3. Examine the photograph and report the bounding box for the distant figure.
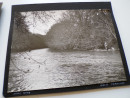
[104,42,108,50]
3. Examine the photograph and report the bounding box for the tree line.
[11,12,47,52]
[11,9,119,52]
[45,9,118,50]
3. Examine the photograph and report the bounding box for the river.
[8,48,126,92]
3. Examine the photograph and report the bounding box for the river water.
[8,48,126,92]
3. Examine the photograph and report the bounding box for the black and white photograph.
[7,8,127,93]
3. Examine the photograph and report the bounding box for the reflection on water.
[8,48,126,92]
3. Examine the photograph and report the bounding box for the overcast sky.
[21,10,65,35]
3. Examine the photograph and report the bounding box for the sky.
[21,10,66,35]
